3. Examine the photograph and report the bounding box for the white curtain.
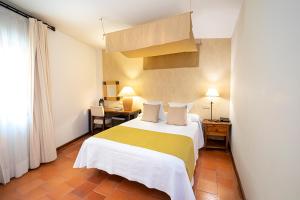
[29,18,57,169]
[0,8,57,184]
[0,7,32,184]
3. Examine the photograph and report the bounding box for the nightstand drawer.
[216,125,228,133]
[205,125,228,136]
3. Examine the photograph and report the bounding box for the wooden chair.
[90,106,112,133]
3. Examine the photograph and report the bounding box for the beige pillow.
[167,106,188,126]
[141,103,160,123]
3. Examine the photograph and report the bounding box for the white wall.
[231,1,300,200]
[48,30,102,147]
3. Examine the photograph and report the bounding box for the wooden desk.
[88,108,141,131]
[104,108,141,120]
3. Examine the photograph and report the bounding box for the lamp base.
[123,97,133,111]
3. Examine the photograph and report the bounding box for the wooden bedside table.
[202,119,231,150]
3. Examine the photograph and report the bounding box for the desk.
[104,108,141,120]
[88,108,141,132]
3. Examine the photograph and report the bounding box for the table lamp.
[118,86,136,111]
[206,88,219,121]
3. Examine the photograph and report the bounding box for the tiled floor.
[0,135,243,200]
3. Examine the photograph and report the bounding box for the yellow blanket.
[93,125,195,180]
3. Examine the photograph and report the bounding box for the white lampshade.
[206,88,219,97]
[118,86,136,97]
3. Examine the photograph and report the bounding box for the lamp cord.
[211,101,213,121]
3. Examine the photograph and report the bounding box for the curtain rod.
[0,1,55,31]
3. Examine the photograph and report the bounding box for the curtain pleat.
[29,18,57,169]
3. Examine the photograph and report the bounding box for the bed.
[74,115,204,200]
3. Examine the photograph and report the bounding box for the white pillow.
[141,104,160,123]
[168,102,193,112]
[187,113,200,122]
[167,106,188,126]
[145,100,166,120]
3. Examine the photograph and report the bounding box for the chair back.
[90,106,105,117]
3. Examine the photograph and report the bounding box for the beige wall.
[103,39,231,119]
[231,1,300,199]
[48,30,102,147]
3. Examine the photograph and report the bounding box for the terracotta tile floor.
[0,135,243,200]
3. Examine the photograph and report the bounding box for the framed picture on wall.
[103,81,120,101]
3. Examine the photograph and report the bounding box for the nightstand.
[202,119,231,150]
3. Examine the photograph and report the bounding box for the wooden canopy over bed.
[105,12,198,58]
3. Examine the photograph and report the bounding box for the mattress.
[74,116,204,200]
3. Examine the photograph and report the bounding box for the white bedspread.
[74,117,204,200]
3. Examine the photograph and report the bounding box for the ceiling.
[6,0,242,48]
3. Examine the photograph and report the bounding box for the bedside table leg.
[225,135,229,151]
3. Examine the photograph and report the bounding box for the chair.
[90,106,112,133]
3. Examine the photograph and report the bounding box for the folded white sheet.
[74,117,204,200]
